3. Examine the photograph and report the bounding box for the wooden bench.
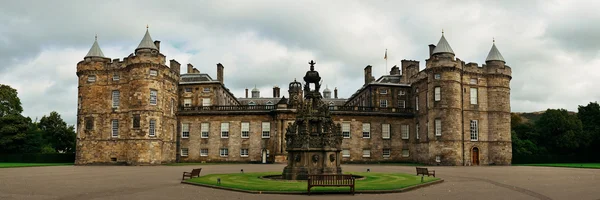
[416,167,435,177]
[182,168,202,180]
[307,174,355,195]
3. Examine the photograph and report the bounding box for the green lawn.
[0,163,73,168]
[518,163,600,169]
[185,172,439,192]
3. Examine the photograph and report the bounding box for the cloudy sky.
[1,0,599,126]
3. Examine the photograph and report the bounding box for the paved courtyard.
[0,163,598,200]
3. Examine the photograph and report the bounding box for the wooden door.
[472,147,479,165]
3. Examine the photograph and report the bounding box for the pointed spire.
[486,38,505,62]
[432,31,455,55]
[85,35,106,58]
[136,26,158,51]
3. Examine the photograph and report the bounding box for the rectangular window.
[362,123,370,138]
[150,90,157,105]
[402,149,410,157]
[416,123,420,140]
[202,98,211,106]
[362,149,371,157]
[111,119,118,137]
[85,117,94,130]
[132,114,140,129]
[342,122,350,138]
[182,123,190,138]
[113,74,120,81]
[382,124,390,139]
[436,155,441,162]
[470,88,478,104]
[433,119,441,136]
[181,148,189,157]
[380,89,387,94]
[401,125,409,139]
[434,74,441,79]
[262,122,270,138]
[221,122,229,138]
[150,69,158,76]
[240,149,249,157]
[200,149,208,156]
[241,122,250,138]
[149,119,156,137]
[185,88,192,93]
[398,100,405,108]
[201,123,209,138]
[203,88,210,93]
[220,148,229,157]
[342,149,350,158]
[380,99,387,108]
[383,149,391,158]
[434,87,441,101]
[416,96,419,111]
[184,99,192,107]
[171,99,174,114]
[470,78,477,84]
[470,120,479,141]
[87,75,96,82]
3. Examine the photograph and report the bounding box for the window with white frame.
[201,123,209,138]
[434,87,441,101]
[402,149,410,157]
[382,124,390,139]
[248,101,256,106]
[380,99,387,108]
[112,90,120,108]
[149,119,156,137]
[470,78,477,84]
[380,89,387,94]
[362,149,371,157]
[149,90,157,105]
[434,74,441,79]
[435,155,441,162]
[342,149,350,157]
[266,101,273,105]
[111,119,118,137]
[470,120,479,141]
[87,75,96,82]
[240,149,249,157]
[202,98,211,106]
[416,123,420,140]
[149,69,158,76]
[398,100,405,108]
[200,149,208,156]
[383,149,391,158]
[181,148,189,157]
[401,125,409,139]
[470,88,478,104]
[415,96,419,111]
[362,123,370,138]
[262,122,270,138]
[182,123,189,138]
[184,99,191,107]
[241,122,250,138]
[113,74,120,81]
[342,122,350,138]
[221,122,229,138]
[435,119,442,136]
[220,148,229,157]
[203,87,210,93]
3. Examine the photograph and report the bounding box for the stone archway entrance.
[472,147,480,165]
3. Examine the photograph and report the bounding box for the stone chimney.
[192,68,200,73]
[245,88,249,98]
[364,65,374,85]
[154,40,161,51]
[170,59,181,74]
[334,87,338,99]
[187,63,194,73]
[273,86,280,98]
[217,63,224,84]
[390,65,400,75]
[428,44,436,57]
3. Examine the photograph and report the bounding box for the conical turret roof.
[485,41,505,62]
[136,28,158,50]
[85,36,106,58]
[432,33,455,55]
[323,85,331,92]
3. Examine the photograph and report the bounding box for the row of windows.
[378,89,407,95]
[86,69,158,83]
[184,87,211,93]
[415,86,478,111]
[181,122,271,139]
[342,149,410,158]
[342,123,410,139]
[110,89,158,108]
[107,119,156,137]
[183,98,211,107]
[180,148,261,157]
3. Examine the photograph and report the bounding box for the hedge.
[0,153,75,163]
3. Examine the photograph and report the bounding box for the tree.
[39,111,76,153]
[577,102,600,159]
[535,109,588,154]
[0,114,33,153]
[0,84,23,117]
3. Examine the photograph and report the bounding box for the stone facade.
[76,31,512,166]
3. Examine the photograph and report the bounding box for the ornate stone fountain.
[282,60,343,180]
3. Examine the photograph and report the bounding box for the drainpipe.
[461,68,465,166]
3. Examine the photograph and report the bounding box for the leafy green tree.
[0,114,33,153]
[577,102,600,158]
[0,84,23,117]
[535,108,588,154]
[39,111,76,153]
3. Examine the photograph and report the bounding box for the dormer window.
[87,75,96,82]
[266,101,273,105]
[248,101,256,106]
[149,69,158,76]
[329,101,334,106]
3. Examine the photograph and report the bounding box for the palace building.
[75,28,512,166]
